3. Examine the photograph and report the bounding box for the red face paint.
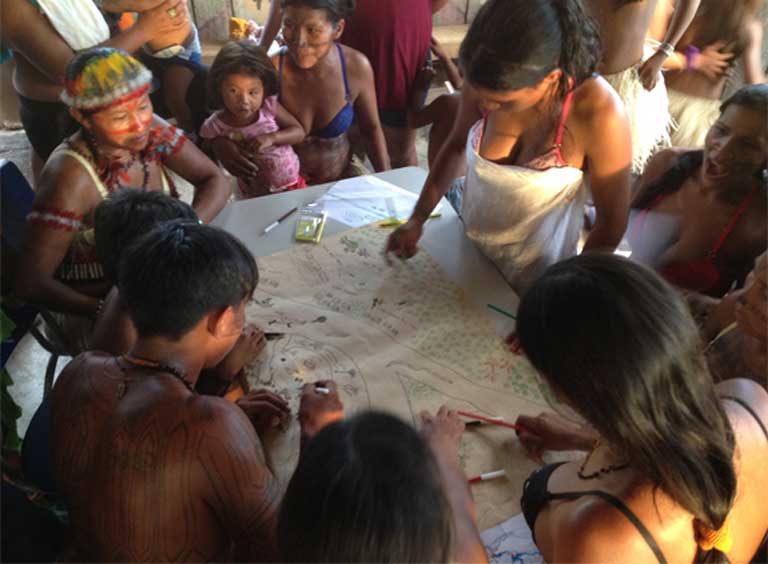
[89,93,155,150]
[101,112,153,135]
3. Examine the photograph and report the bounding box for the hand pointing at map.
[385,219,424,264]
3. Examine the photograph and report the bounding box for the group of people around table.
[2,0,768,561]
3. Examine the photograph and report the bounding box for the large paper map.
[245,224,555,531]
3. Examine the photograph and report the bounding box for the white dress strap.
[58,149,110,199]
[160,167,170,194]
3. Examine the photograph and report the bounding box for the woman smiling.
[271,0,390,184]
[628,84,768,297]
[15,48,230,351]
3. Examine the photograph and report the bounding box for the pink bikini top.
[479,85,576,171]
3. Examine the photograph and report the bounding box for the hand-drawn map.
[246,224,558,533]
[481,513,543,563]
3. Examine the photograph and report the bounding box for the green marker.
[487,303,517,320]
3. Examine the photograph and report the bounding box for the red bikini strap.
[553,80,576,167]
[709,185,760,256]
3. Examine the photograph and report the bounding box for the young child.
[407,37,464,170]
[202,41,306,198]
[90,188,266,397]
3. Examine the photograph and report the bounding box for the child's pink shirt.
[201,96,301,197]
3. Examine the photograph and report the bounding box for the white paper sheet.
[481,513,543,564]
[317,176,437,228]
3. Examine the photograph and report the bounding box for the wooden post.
[191,0,233,42]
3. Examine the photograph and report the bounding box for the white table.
[213,167,520,333]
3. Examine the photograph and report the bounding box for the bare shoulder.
[718,378,768,432]
[339,44,374,80]
[36,146,101,207]
[571,76,624,122]
[552,495,660,562]
[52,351,115,403]
[188,395,262,452]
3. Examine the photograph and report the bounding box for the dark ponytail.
[459,0,599,97]
[550,0,600,96]
[633,150,704,209]
[517,254,737,563]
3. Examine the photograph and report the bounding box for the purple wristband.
[685,45,700,70]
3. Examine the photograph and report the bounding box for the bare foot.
[213,325,267,382]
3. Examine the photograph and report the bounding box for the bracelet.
[657,41,675,58]
[684,45,700,70]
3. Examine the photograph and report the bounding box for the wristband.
[684,45,700,70]
[657,42,675,58]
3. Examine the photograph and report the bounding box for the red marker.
[468,469,506,484]
[458,411,520,431]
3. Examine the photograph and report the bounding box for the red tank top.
[342,0,432,110]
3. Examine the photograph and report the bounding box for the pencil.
[705,321,738,352]
[487,304,517,320]
[377,214,442,228]
[458,410,520,431]
[468,469,506,484]
[262,207,299,235]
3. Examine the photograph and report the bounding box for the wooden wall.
[190,0,487,42]
[433,0,485,26]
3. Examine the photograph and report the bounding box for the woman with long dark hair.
[386,0,632,294]
[515,253,768,563]
[628,84,767,297]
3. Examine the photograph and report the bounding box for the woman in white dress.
[386,0,632,295]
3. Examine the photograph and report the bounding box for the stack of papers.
[318,176,440,228]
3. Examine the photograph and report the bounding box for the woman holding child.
[214,0,390,186]
[273,0,390,184]
[15,48,230,351]
[387,0,632,294]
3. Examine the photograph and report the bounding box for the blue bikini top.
[278,43,355,139]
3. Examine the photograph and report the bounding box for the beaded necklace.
[577,441,630,480]
[117,354,197,399]
[76,131,150,193]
